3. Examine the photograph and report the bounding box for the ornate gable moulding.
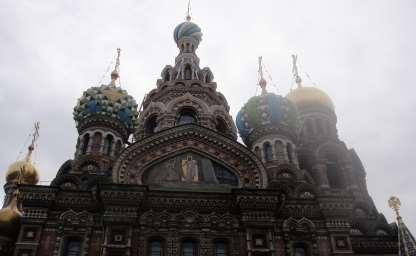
[113,124,268,188]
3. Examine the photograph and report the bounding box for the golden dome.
[286,86,334,111]
[0,197,22,240]
[6,158,39,185]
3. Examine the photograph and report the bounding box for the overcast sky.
[1,0,415,231]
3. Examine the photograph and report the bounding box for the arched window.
[164,72,170,82]
[145,115,158,135]
[178,108,197,125]
[264,142,273,162]
[216,118,227,134]
[184,65,192,80]
[81,134,90,154]
[286,143,293,163]
[91,132,102,153]
[326,153,344,189]
[103,135,114,156]
[149,239,164,256]
[63,238,82,256]
[293,244,308,256]
[182,240,196,256]
[214,241,228,256]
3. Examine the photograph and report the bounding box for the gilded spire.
[291,54,302,88]
[110,48,121,86]
[258,56,267,95]
[186,0,191,21]
[389,196,416,256]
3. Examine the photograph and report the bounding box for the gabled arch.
[113,125,267,188]
[166,92,210,114]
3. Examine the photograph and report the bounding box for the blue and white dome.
[236,93,299,142]
[174,21,203,43]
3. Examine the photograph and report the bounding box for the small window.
[149,240,163,256]
[286,143,293,163]
[184,65,192,80]
[81,134,90,154]
[145,115,158,135]
[178,108,197,125]
[182,240,196,256]
[164,72,170,81]
[264,142,273,162]
[214,241,227,256]
[216,118,227,134]
[63,238,82,256]
[104,135,114,156]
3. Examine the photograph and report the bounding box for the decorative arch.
[166,92,210,114]
[113,125,268,188]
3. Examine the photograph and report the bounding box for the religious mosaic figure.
[181,155,199,182]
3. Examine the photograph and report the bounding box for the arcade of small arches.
[143,107,232,137]
[76,131,124,157]
[301,117,334,138]
[253,139,298,165]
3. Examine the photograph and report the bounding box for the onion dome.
[173,20,202,43]
[286,86,334,111]
[287,54,334,111]
[0,196,22,240]
[236,93,299,142]
[6,156,39,185]
[73,49,138,133]
[73,84,138,130]
[6,123,40,185]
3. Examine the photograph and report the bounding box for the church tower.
[54,49,139,190]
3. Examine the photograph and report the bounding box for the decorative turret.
[73,49,139,159]
[135,11,237,140]
[236,57,299,167]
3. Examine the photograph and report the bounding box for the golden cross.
[292,54,302,87]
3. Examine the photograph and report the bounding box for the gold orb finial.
[388,196,401,217]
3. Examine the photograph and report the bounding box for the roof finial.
[388,196,402,219]
[25,121,40,163]
[292,54,302,88]
[186,0,192,21]
[110,48,121,86]
[258,56,267,95]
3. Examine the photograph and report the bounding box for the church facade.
[0,15,399,256]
